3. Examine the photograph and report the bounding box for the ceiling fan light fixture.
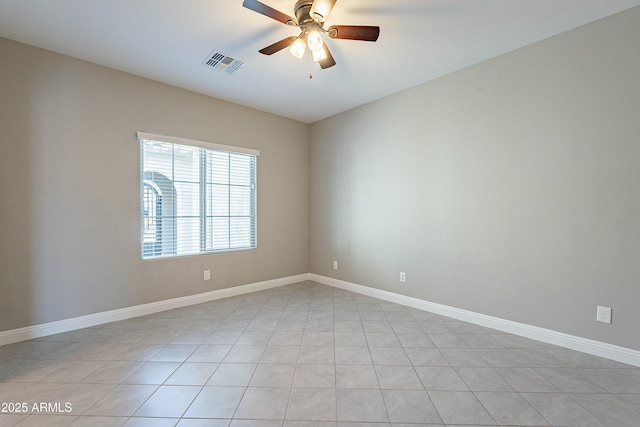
[243,0,380,70]
[289,37,306,59]
[311,47,327,62]
[307,30,323,51]
[310,0,336,21]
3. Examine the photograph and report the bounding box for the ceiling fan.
[242,0,380,69]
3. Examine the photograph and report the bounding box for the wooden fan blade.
[328,25,380,41]
[319,44,336,69]
[310,0,337,20]
[242,0,296,25]
[259,36,298,55]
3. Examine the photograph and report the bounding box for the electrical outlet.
[333,261,338,270]
[204,270,211,281]
[400,272,406,283]
[596,306,612,324]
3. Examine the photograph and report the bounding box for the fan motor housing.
[294,0,315,24]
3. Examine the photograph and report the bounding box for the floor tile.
[361,320,393,333]
[1,281,639,427]
[494,367,559,392]
[79,361,144,384]
[419,322,453,334]
[5,359,68,383]
[0,381,31,400]
[455,367,514,391]
[233,421,282,427]
[122,362,180,385]
[403,348,449,367]
[395,333,434,348]
[374,366,423,390]
[10,415,78,426]
[8,342,69,360]
[40,361,106,383]
[369,348,410,366]
[171,330,211,345]
[298,346,335,364]
[474,391,549,426]
[260,346,300,364]
[284,422,334,427]
[439,349,489,367]
[569,393,640,427]
[123,417,179,426]
[333,347,370,365]
[203,331,242,345]
[364,333,400,347]
[293,364,335,388]
[428,334,469,349]
[56,383,117,415]
[579,368,640,393]
[522,392,605,426]
[535,367,607,393]
[149,345,198,363]
[84,384,158,416]
[206,363,257,386]
[427,391,495,425]
[8,382,71,406]
[333,321,363,333]
[183,386,245,418]
[334,333,367,347]
[268,332,303,346]
[249,364,295,387]
[223,346,265,363]
[336,389,388,422]
[176,420,229,427]
[114,344,165,362]
[301,332,334,347]
[546,349,625,368]
[286,388,337,421]
[77,343,131,361]
[185,345,231,363]
[459,333,504,349]
[382,389,442,424]
[67,416,127,426]
[134,385,201,418]
[164,363,218,386]
[234,387,290,420]
[335,365,379,389]
[415,367,469,391]
[390,321,423,333]
[236,331,273,346]
[446,322,486,334]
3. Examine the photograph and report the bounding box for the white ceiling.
[1,0,639,123]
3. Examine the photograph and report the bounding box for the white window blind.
[137,132,258,259]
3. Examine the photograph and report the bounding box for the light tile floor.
[1,281,639,426]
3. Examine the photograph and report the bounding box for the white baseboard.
[0,273,310,347]
[310,274,640,367]
[3,272,639,368]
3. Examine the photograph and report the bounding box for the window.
[137,132,259,259]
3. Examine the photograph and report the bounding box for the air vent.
[202,50,244,74]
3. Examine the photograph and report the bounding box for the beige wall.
[0,38,309,331]
[310,8,640,350]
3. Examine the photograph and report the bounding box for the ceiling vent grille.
[202,50,244,74]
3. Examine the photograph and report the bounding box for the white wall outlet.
[596,305,612,324]
[204,270,211,281]
[333,261,338,270]
[400,272,406,283]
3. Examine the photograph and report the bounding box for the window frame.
[137,131,259,260]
